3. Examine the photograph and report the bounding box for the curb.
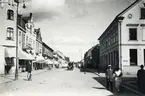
[0,69,49,85]
[121,84,142,96]
[86,69,101,77]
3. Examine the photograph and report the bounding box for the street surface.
[0,68,113,96]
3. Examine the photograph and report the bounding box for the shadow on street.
[92,76,139,96]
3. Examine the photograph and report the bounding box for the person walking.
[106,65,114,91]
[114,68,122,93]
[137,65,145,93]
[27,61,32,81]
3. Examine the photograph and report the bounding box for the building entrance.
[130,49,137,66]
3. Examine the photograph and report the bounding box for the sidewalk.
[86,68,144,96]
[0,68,50,85]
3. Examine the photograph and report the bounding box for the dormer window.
[7,9,14,20]
[141,8,145,19]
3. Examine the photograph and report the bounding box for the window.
[26,36,28,45]
[129,28,137,40]
[5,58,14,66]
[141,8,145,19]
[142,28,145,40]
[7,27,14,40]
[22,34,25,48]
[115,32,118,42]
[19,31,21,44]
[7,9,14,20]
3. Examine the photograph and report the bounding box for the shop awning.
[19,50,34,60]
[34,55,45,63]
[54,60,59,64]
[45,59,53,64]
[5,48,16,58]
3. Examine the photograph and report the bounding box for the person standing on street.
[137,65,145,93]
[106,65,114,91]
[27,61,32,81]
[114,68,122,93]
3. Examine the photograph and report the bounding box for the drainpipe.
[118,18,123,71]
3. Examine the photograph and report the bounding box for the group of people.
[106,64,145,94]
[105,65,122,93]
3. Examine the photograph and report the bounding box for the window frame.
[140,8,145,19]
[6,27,14,40]
[129,28,137,41]
[7,9,14,20]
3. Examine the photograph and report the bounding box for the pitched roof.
[117,0,141,17]
[98,0,141,40]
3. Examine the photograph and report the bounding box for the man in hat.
[106,64,114,91]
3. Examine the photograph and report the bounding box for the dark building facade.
[84,44,100,69]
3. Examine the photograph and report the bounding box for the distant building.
[0,0,17,75]
[34,28,44,69]
[42,42,54,68]
[42,42,54,59]
[84,44,100,69]
[98,0,145,74]
[54,51,67,68]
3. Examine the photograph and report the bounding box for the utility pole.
[15,1,19,80]
[15,0,26,80]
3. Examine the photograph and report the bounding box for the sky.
[19,0,136,61]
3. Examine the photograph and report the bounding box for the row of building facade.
[84,0,145,74]
[0,0,69,75]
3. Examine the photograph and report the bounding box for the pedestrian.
[27,61,32,81]
[137,65,145,93]
[114,68,122,93]
[105,65,114,91]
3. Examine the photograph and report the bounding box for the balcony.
[22,43,33,50]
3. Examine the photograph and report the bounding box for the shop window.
[129,28,137,40]
[7,9,14,20]
[7,27,14,40]
[5,58,14,66]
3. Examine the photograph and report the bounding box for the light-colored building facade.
[18,13,36,72]
[0,0,17,75]
[54,51,67,68]
[99,0,145,74]
[34,28,44,69]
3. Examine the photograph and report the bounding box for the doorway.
[130,49,137,66]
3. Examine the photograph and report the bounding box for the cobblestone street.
[0,68,113,96]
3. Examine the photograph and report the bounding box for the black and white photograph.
[0,0,145,96]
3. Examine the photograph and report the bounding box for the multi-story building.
[98,0,145,74]
[34,28,44,69]
[84,44,100,69]
[18,13,35,72]
[0,0,17,75]
[42,42,54,68]
[53,51,67,68]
